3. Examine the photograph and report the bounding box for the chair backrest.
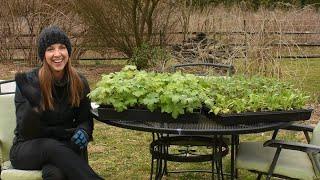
[172,63,235,77]
[310,122,320,146]
[308,122,320,177]
[0,93,16,162]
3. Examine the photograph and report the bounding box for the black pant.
[10,138,104,180]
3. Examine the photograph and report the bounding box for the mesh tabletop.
[91,109,292,135]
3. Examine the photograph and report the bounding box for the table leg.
[151,133,164,180]
[219,136,224,180]
[164,145,168,175]
[154,144,164,180]
[155,158,161,179]
[216,136,222,180]
[161,143,167,178]
[235,135,239,179]
[213,139,217,180]
[230,135,235,180]
[150,133,156,180]
[212,135,229,180]
[230,134,240,180]
[150,134,230,179]
[150,153,154,180]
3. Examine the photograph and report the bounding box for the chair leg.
[266,147,282,180]
[256,173,262,180]
[150,155,154,180]
[211,145,215,180]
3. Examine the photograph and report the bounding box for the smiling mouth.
[53,59,63,63]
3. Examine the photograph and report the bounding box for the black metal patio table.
[91,108,292,180]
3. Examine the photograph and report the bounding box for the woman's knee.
[42,164,66,180]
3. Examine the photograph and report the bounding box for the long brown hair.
[39,59,84,110]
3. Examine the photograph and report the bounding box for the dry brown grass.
[1,3,320,78]
[163,4,320,80]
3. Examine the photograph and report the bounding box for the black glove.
[71,129,89,149]
[15,73,41,108]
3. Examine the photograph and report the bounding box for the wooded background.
[0,0,319,74]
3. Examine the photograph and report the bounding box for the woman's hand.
[71,129,89,149]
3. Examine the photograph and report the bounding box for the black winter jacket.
[13,68,93,144]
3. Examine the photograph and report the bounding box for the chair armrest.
[271,124,314,143]
[264,139,320,154]
[281,124,314,132]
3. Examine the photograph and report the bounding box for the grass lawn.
[89,123,309,179]
[280,58,320,101]
[87,59,320,179]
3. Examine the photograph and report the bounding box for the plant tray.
[205,109,313,125]
[97,107,202,123]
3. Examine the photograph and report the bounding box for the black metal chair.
[236,123,320,180]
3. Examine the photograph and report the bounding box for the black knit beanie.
[38,26,72,61]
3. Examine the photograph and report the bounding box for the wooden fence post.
[243,19,248,69]
[159,30,164,47]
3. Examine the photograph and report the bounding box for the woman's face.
[44,43,69,79]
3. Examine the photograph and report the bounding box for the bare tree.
[71,0,171,69]
[0,0,84,65]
